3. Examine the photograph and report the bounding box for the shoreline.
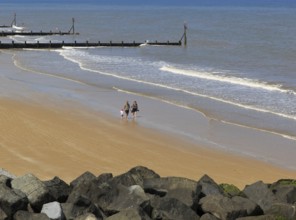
[1,51,296,189]
[1,97,296,189]
[5,48,296,172]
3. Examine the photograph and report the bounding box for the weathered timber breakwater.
[0,41,181,49]
[1,166,296,220]
[0,32,79,37]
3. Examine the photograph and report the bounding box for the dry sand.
[1,98,296,189]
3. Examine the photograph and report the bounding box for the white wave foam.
[113,86,296,142]
[25,49,293,142]
[8,35,51,44]
[58,49,296,122]
[161,66,296,95]
[12,54,89,86]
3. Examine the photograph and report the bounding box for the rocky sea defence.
[1,166,296,220]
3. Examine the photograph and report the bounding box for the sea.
[1,3,296,168]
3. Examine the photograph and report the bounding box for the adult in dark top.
[123,101,130,119]
[131,101,139,118]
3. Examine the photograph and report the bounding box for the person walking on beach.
[123,101,130,119]
[131,101,139,118]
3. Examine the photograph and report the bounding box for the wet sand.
[1,50,296,189]
[1,98,296,189]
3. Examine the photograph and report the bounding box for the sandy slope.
[1,98,296,189]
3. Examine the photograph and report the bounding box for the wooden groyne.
[0,31,79,37]
[0,40,181,49]
[0,16,78,36]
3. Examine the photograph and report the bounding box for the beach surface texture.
[1,49,296,189]
[1,3,296,191]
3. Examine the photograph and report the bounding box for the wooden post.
[68,18,75,34]
[14,13,16,26]
[179,22,188,46]
[11,13,16,26]
[72,18,75,34]
[184,23,187,46]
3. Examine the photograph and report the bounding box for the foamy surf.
[161,66,295,95]
[57,48,296,123]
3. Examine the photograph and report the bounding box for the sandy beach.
[1,47,296,190]
[1,97,296,189]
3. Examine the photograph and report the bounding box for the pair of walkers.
[121,101,139,119]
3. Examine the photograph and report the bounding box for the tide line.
[58,50,296,121]
[161,66,296,95]
[113,86,296,142]
[12,54,90,87]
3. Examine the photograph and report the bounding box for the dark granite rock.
[66,179,103,209]
[273,185,296,204]
[144,187,168,197]
[13,210,50,220]
[70,182,149,216]
[104,184,149,214]
[196,175,224,197]
[143,176,199,208]
[106,207,151,220]
[43,176,71,203]
[236,215,277,220]
[0,175,12,187]
[68,176,150,217]
[200,213,220,220]
[149,196,200,220]
[265,202,296,220]
[70,171,97,189]
[0,167,296,220]
[67,179,95,202]
[11,173,54,212]
[243,181,278,212]
[62,195,104,220]
[0,169,16,179]
[193,174,224,215]
[199,194,263,220]
[74,213,98,220]
[139,200,153,217]
[109,166,160,188]
[0,207,8,220]
[97,173,113,185]
[0,184,28,219]
[270,179,296,204]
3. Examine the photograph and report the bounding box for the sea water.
[1,3,296,167]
